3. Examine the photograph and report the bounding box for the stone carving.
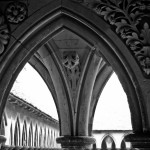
[62,51,79,69]
[88,0,150,77]
[5,2,27,24]
[62,51,80,106]
[0,13,9,54]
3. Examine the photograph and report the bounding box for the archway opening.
[0,7,143,148]
[3,28,92,147]
[92,73,132,149]
[5,63,60,147]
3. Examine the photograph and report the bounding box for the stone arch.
[0,0,145,137]
[120,133,131,149]
[28,56,58,118]
[14,117,21,146]
[121,139,126,149]
[101,134,116,149]
[88,62,113,134]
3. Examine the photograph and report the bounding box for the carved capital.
[57,136,96,149]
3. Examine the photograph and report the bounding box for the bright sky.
[11,63,58,120]
[11,63,132,130]
[93,73,132,130]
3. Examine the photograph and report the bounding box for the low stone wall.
[1,146,61,150]
[1,145,135,150]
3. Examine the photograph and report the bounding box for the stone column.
[56,136,95,149]
[124,133,150,150]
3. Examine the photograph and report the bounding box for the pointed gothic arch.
[101,134,116,149]
[39,127,43,147]
[28,122,33,147]
[47,129,50,148]
[22,120,27,146]
[14,117,21,146]
[44,127,47,148]
[120,133,131,149]
[34,124,38,147]
[121,139,126,149]
[0,0,146,139]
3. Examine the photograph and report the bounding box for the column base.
[125,133,150,150]
[56,136,96,149]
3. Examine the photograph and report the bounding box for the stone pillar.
[56,136,95,149]
[124,133,150,150]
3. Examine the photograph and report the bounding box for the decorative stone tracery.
[62,51,80,106]
[5,2,28,24]
[72,0,150,77]
[0,13,9,55]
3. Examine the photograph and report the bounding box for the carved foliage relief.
[0,13,9,55]
[62,51,80,106]
[90,0,150,77]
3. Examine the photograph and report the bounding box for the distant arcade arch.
[50,129,53,147]
[121,134,131,149]
[47,129,50,147]
[43,128,46,147]
[101,135,116,149]
[121,139,126,149]
[22,120,27,146]
[39,127,43,147]
[14,117,20,146]
[28,122,33,147]
[34,124,38,147]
